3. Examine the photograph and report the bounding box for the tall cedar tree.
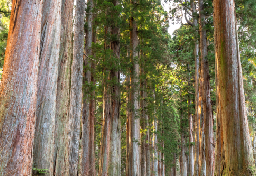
[69,0,84,174]
[33,0,61,174]
[0,0,42,174]
[214,0,255,175]
[53,0,74,174]
[199,0,215,175]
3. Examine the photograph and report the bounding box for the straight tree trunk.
[214,0,255,175]
[99,26,112,176]
[144,82,151,176]
[180,125,187,176]
[0,0,42,175]
[130,7,141,175]
[199,0,215,175]
[109,1,121,173]
[82,0,95,174]
[141,61,146,176]
[53,0,74,174]
[69,0,85,174]
[33,0,61,174]
[191,0,200,175]
[171,153,177,176]
[199,76,206,176]
[187,63,194,176]
[126,76,132,176]
[153,119,158,176]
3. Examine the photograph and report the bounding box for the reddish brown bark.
[0,0,42,174]
[33,0,61,174]
[214,0,255,175]
[53,0,74,175]
[199,0,215,175]
[82,0,95,174]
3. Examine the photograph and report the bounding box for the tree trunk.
[33,0,61,174]
[144,82,151,176]
[191,0,200,175]
[53,0,74,175]
[199,0,215,175]
[141,65,146,176]
[109,1,121,173]
[99,26,112,176]
[126,75,132,176]
[171,153,177,176]
[153,90,158,176]
[82,0,95,174]
[180,128,187,176]
[214,0,255,175]
[69,0,85,174]
[130,8,140,175]
[0,0,42,175]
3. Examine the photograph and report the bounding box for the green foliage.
[0,0,10,68]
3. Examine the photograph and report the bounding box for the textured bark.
[33,0,61,174]
[99,26,112,176]
[109,1,121,173]
[180,130,187,176]
[53,0,74,175]
[171,153,177,176]
[99,72,112,176]
[187,63,194,176]
[143,80,151,176]
[69,0,85,174]
[162,152,165,176]
[82,0,95,174]
[130,9,141,175]
[153,120,158,176]
[159,151,162,176]
[199,76,206,176]
[192,0,200,175]
[199,0,215,175]
[189,113,194,176]
[0,0,42,175]
[214,0,255,175]
[141,67,146,176]
[126,76,132,176]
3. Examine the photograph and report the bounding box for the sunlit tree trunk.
[126,75,132,176]
[0,0,42,174]
[130,5,141,175]
[53,0,74,174]
[191,0,200,175]
[69,0,85,174]
[153,93,158,176]
[33,0,61,174]
[141,67,146,176]
[198,0,215,175]
[82,0,95,174]
[180,114,188,176]
[214,0,255,175]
